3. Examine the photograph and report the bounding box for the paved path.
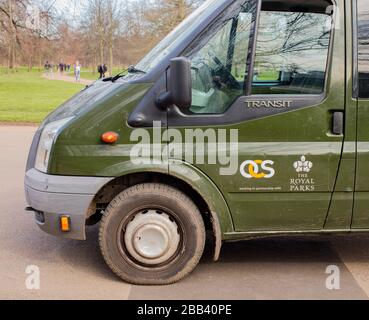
[42,73,94,86]
[1,125,369,299]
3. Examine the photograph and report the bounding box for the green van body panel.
[49,83,153,175]
[168,159,234,234]
[325,0,357,230]
[46,80,234,235]
[353,0,369,228]
[25,0,369,245]
[167,0,349,232]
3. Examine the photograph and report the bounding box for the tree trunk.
[178,0,186,21]
[109,43,113,76]
[93,52,97,74]
[8,0,16,71]
[38,52,42,72]
[99,35,104,65]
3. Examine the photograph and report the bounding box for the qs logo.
[240,160,275,179]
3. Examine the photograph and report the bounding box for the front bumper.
[25,169,113,240]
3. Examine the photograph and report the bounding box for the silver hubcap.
[124,210,180,265]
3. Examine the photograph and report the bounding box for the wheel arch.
[92,161,234,261]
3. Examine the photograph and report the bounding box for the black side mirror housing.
[157,57,192,109]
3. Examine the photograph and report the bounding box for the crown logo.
[293,156,313,173]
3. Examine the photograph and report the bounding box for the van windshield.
[134,0,224,74]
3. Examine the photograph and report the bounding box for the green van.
[25,0,369,284]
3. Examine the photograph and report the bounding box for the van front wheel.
[99,183,206,285]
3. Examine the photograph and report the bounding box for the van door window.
[187,1,256,114]
[357,0,369,98]
[252,6,332,95]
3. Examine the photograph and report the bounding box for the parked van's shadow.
[131,236,368,300]
[52,226,369,299]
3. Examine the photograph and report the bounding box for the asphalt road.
[1,125,369,300]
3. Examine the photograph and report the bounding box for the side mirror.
[157,57,192,109]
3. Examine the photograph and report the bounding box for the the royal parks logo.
[293,155,313,173]
[290,156,315,191]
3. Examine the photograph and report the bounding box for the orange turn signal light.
[101,131,119,144]
[60,215,70,232]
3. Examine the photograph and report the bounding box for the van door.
[353,0,369,228]
[168,0,345,232]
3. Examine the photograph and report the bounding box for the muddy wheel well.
[88,172,214,234]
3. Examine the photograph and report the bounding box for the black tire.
[99,183,206,285]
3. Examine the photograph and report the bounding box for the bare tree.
[0,0,203,71]
[105,0,121,75]
[0,0,59,70]
[0,0,27,70]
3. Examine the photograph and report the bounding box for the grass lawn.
[0,65,280,124]
[257,70,280,81]
[0,68,84,123]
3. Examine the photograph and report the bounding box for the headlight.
[35,117,74,173]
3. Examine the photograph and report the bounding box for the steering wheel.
[211,55,241,90]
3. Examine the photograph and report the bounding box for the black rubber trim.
[352,0,359,98]
[127,75,167,128]
[245,0,262,95]
[26,128,42,172]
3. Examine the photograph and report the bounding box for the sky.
[50,0,134,27]
[52,0,131,17]
[53,0,84,19]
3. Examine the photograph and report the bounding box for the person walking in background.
[49,62,54,78]
[44,61,50,77]
[74,61,81,82]
[98,64,104,79]
[103,64,108,77]
[59,61,64,74]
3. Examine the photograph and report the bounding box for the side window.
[252,7,332,95]
[185,0,333,116]
[188,1,255,114]
[358,0,369,98]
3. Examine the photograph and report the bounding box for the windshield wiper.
[103,65,146,83]
[108,70,127,82]
[127,65,146,74]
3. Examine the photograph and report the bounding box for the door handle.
[332,111,344,135]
